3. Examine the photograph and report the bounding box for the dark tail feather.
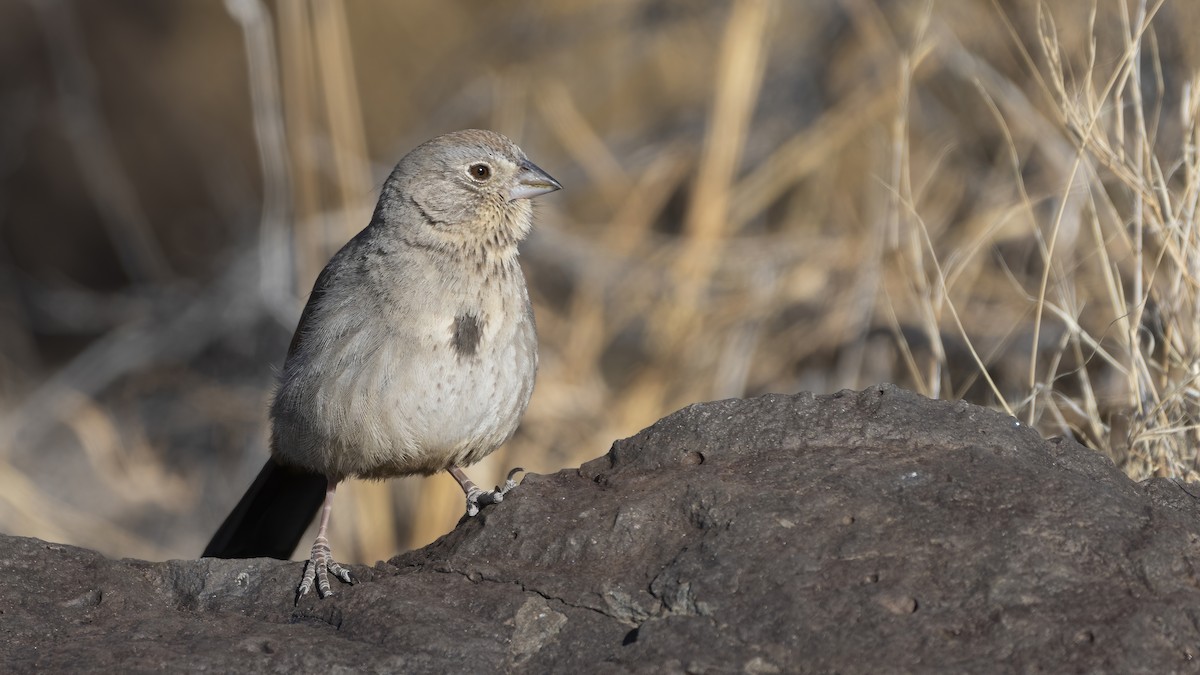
[202,459,327,559]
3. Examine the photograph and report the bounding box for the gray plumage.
[271,130,545,480]
[203,129,560,600]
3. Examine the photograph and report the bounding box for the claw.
[295,534,354,603]
[464,484,484,517]
[498,467,525,495]
[463,467,525,517]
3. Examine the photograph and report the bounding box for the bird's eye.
[468,163,492,181]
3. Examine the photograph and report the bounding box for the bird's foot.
[296,534,354,602]
[464,467,524,517]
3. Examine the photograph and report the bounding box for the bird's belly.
[401,336,535,461]
[323,324,535,479]
[272,306,536,480]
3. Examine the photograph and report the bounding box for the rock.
[4,384,1200,672]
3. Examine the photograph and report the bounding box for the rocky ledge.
[4,385,1200,672]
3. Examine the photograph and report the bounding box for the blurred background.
[1,0,1198,565]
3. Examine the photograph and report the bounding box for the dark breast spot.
[452,312,483,357]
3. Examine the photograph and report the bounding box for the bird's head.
[379,129,561,246]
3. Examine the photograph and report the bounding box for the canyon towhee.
[202,129,560,600]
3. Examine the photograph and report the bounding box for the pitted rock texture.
[4,385,1200,673]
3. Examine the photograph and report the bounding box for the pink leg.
[448,465,482,497]
[296,478,354,601]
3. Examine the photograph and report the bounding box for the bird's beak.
[509,159,562,201]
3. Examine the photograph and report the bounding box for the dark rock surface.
[5,385,1200,672]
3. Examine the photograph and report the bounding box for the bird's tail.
[202,459,327,559]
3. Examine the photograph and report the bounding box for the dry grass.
[1,0,1198,563]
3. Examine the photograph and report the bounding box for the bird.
[202,129,560,600]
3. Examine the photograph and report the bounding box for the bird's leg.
[449,466,524,517]
[296,479,354,602]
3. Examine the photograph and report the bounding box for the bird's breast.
[270,269,537,480]
[370,297,537,475]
